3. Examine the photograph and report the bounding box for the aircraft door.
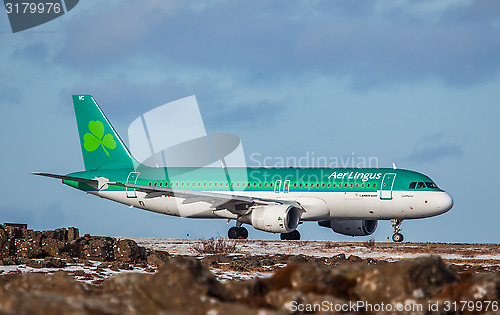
[283,180,290,193]
[274,180,281,193]
[126,172,140,198]
[380,173,396,200]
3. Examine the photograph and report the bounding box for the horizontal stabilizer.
[31,172,97,183]
[31,172,110,190]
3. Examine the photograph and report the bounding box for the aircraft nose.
[436,192,454,213]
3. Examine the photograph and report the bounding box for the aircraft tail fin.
[72,95,136,171]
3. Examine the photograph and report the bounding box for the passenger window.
[328,183,331,188]
[356,183,359,188]
[373,184,376,188]
[409,182,417,189]
[322,183,325,188]
[294,183,297,187]
[417,182,426,189]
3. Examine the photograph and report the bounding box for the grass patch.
[190,237,239,255]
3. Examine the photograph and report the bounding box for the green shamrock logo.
[83,121,117,157]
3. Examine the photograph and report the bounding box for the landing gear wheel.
[239,227,248,239]
[228,226,249,239]
[392,233,404,243]
[228,227,240,239]
[390,219,404,243]
[280,230,300,240]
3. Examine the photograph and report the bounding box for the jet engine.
[318,219,378,236]
[243,205,301,233]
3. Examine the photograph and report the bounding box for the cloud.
[53,0,500,88]
[406,143,463,163]
[58,74,285,134]
[202,99,287,130]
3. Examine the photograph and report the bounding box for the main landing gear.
[391,219,404,243]
[281,230,301,240]
[228,226,248,239]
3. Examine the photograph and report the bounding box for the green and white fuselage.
[35,95,453,241]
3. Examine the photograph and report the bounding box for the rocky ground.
[0,225,499,314]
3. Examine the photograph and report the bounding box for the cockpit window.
[426,182,438,189]
[409,182,416,189]
[416,182,426,189]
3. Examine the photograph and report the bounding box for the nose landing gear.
[391,219,404,242]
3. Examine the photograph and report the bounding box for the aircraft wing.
[110,181,302,214]
[32,172,302,215]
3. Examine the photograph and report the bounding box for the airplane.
[34,95,454,242]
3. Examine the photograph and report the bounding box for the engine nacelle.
[248,205,301,233]
[318,219,378,236]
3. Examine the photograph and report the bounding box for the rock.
[0,271,122,314]
[53,228,68,241]
[77,237,115,261]
[25,257,66,268]
[67,227,79,241]
[147,251,170,266]
[0,252,497,315]
[103,256,228,313]
[14,239,43,259]
[347,255,364,262]
[354,255,458,304]
[287,254,310,264]
[0,227,14,257]
[439,271,500,301]
[109,261,131,271]
[41,238,66,257]
[3,225,23,240]
[265,289,348,313]
[113,239,146,263]
[327,253,347,263]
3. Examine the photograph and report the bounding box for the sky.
[1,0,499,243]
